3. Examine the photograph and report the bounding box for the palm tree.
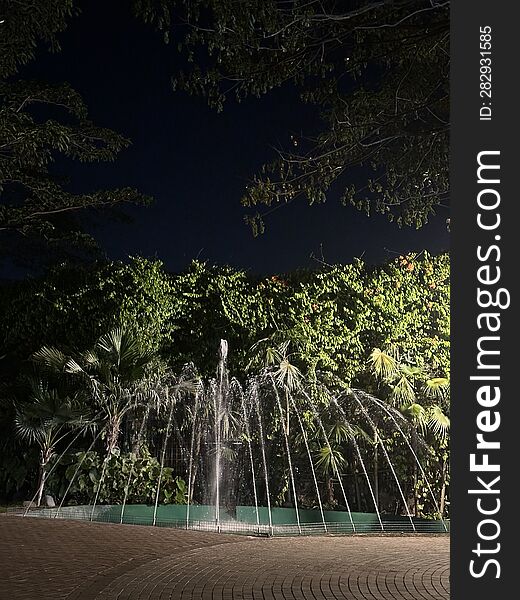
[314,429,347,507]
[34,328,158,455]
[368,347,450,516]
[14,377,87,506]
[248,338,303,436]
[369,348,450,435]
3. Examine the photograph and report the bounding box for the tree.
[0,257,177,371]
[1,252,450,384]
[137,0,449,233]
[0,1,76,80]
[368,346,450,516]
[314,424,349,507]
[0,2,151,266]
[13,376,86,506]
[368,347,450,439]
[34,328,158,455]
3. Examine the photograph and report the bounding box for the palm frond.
[32,346,69,372]
[391,375,416,405]
[369,348,398,380]
[427,405,450,438]
[400,402,428,434]
[328,421,353,444]
[65,357,87,375]
[274,358,302,391]
[425,377,450,400]
[400,364,423,378]
[315,445,345,475]
[14,379,88,448]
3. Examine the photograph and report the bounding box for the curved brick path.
[0,516,449,600]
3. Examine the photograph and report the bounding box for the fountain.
[22,341,449,535]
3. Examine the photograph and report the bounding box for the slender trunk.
[373,438,379,511]
[106,416,122,455]
[439,455,447,517]
[36,463,46,507]
[131,412,142,456]
[354,470,361,511]
[36,448,52,507]
[286,470,292,506]
[189,463,199,503]
[326,476,334,506]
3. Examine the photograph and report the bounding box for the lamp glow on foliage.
[368,346,450,440]
[369,348,398,380]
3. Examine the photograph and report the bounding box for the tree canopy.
[0,1,151,266]
[1,0,450,259]
[0,253,450,384]
[137,0,449,233]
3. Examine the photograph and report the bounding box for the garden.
[0,252,450,533]
[0,0,450,538]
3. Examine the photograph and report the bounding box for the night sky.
[21,1,449,275]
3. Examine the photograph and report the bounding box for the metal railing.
[7,505,449,536]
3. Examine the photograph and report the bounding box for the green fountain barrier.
[89,504,448,534]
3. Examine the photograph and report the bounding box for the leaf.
[369,348,398,380]
[425,377,449,399]
[391,375,416,406]
[274,359,302,391]
[428,405,450,438]
[315,445,345,475]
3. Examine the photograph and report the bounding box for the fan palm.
[14,377,87,506]
[33,327,158,455]
[368,347,450,516]
[315,444,346,506]
[368,347,450,438]
[369,348,399,380]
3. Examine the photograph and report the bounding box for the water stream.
[26,340,448,536]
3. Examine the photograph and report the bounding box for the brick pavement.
[0,516,449,599]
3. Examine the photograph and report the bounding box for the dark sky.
[21,1,449,275]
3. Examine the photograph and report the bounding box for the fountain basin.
[24,504,449,535]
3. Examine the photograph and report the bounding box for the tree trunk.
[106,416,122,455]
[131,414,143,456]
[326,476,334,506]
[36,463,46,507]
[439,455,447,517]
[36,448,52,507]
[373,439,379,511]
[354,470,361,511]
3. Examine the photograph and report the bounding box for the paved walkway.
[0,516,449,599]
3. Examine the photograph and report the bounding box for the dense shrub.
[47,448,187,506]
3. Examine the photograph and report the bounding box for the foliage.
[48,448,187,505]
[0,377,34,500]
[368,346,450,437]
[8,375,89,504]
[0,1,76,80]
[1,252,450,382]
[167,251,450,385]
[0,252,450,515]
[0,257,174,364]
[0,415,36,501]
[0,3,151,266]
[365,340,450,517]
[33,327,160,454]
[13,377,86,447]
[138,0,449,232]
